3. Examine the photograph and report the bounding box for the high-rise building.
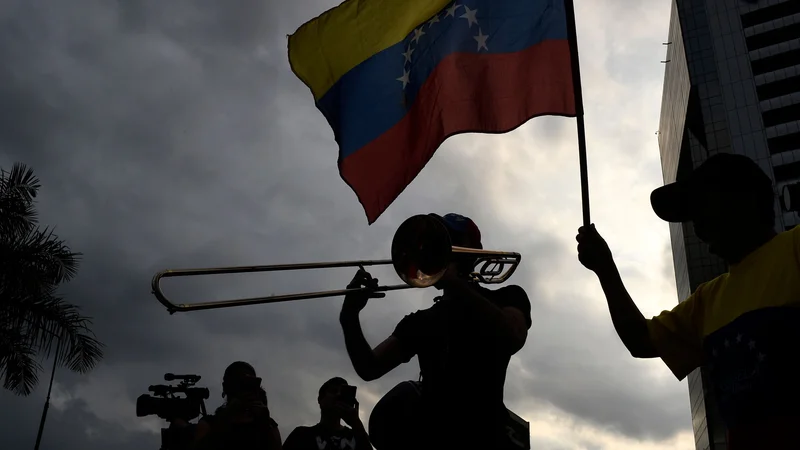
[505,409,530,449]
[656,0,800,449]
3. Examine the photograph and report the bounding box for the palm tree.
[0,162,104,396]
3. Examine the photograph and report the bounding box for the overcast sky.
[0,0,696,449]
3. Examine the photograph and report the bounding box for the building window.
[768,132,800,154]
[750,49,800,75]
[774,161,800,182]
[741,0,800,29]
[745,23,800,51]
[763,103,800,128]
[756,74,800,102]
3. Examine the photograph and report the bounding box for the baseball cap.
[429,213,483,249]
[650,153,774,223]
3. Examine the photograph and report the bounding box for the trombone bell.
[391,214,453,287]
[152,214,521,313]
[391,214,522,287]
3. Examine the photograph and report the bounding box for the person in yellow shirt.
[576,153,800,450]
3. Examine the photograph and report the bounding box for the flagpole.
[564,0,590,226]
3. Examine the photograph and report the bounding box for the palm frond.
[0,325,41,396]
[0,226,81,286]
[4,292,104,372]
[0,163,40,237]
[0,162,104,396]
[8,293,89,348]
[60,332,105,373]
[3,163,41,200]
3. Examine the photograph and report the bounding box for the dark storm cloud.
[0,0,689,448]
[1,392,153,450]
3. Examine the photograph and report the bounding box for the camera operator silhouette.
[283,377,372,450]
[136,373,210,450]
[193,361,282,450]
[339,213,532,450]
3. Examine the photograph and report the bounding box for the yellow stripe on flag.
[288,0,452,101]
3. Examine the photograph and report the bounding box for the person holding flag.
[577,153,800,450]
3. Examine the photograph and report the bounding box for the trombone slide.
[151,259,406,314]
[151,214,521,313]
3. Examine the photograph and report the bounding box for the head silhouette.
[318,377,348,417]
[650,154,775,261]
[429,213,482,280]
[222,361,261,400]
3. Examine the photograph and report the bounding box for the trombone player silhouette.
[149,212,528,447]
[339,213,532,450]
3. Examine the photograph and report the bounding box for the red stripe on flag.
[340,39,576,224]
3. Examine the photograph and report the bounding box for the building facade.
[656,0,800,449]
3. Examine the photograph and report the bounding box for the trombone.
[152,214,521,314]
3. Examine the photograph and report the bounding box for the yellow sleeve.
[646,290,706,380]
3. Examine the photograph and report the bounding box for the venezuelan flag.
[289,0,577,224]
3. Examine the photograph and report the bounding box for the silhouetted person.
[282,377,372,450]
[193,361,282,450]
[340,213,531,449]
[577,153,800,450]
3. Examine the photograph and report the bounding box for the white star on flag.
[445,3,460,17]
[403,48,414,63]
[396,2,491,92]
[397,70,410,89]
[474,28,489,51]
[460,6,478,28]
[412,28,426,44]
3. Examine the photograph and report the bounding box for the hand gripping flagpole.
[564,0,591,226]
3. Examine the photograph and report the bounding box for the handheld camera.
[339,385,357,407]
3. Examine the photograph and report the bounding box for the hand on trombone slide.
[342,267,386,315]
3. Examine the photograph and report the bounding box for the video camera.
[137,374,210,450]
[136,373,210,422]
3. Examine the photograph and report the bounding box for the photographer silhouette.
[283,377,371,450]
[193,361,282,450]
